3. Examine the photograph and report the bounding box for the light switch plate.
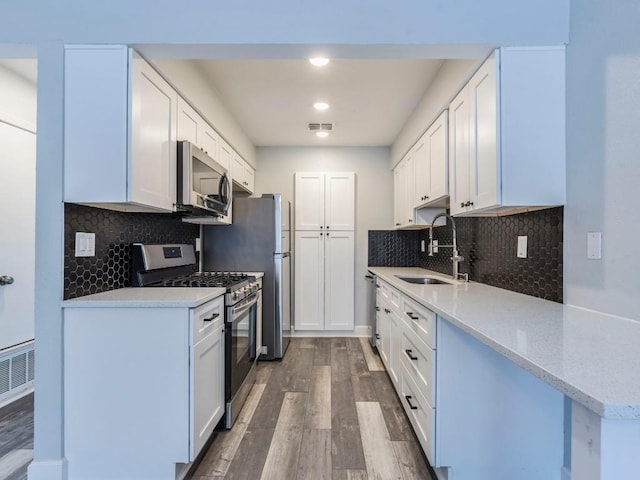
[75,232,95,257]
[587,232,602,259]
[517,236,528,258]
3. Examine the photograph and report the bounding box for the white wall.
[0,61,37,128]
[153,60,256,167]
[0,63,37,351]
[391,59,480,167]
[0,1,568,45]
[564,0,640,319]
[256,147,393,328]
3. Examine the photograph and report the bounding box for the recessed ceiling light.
[316,131,329,138]
[313,102,329,111]
[309,57,330,67]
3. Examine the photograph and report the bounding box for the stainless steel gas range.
[132,243,259,429]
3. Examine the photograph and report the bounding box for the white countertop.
[62,287,227,308]
[369,266,640,420]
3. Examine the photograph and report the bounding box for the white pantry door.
[0,120,36,350]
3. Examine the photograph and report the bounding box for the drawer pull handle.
[405,349,418,361]
[375,306,380,311]
[375,334,380,339]
[406,312,419,320]
[203,313,220,322]
[405,395,418,410]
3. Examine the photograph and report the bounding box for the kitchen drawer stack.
[375,279,436,462]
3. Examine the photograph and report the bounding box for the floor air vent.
[0,344,35,402]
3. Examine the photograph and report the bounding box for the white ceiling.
[195,58,445,147]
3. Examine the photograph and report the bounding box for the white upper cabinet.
[295,172,325,230]
[218,138,232,171]
[177,97,200,146]
[201,124,220,161]
[230,150,255,194]
[449,47,566,216]
[177,96,221,163]
[325,172,356,230]
[295,172,355,231]
[64,46,177,212]
[414,110,448,208]
[394,153,445,230]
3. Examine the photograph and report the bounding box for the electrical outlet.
[420,240,425,252]
[75,232,96,257]
[432,240,438,254]
[517,236,527,258]
[587,232,602,259]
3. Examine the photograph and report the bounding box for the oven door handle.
[229,293,259,319]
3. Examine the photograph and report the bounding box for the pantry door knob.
[0,275,14,286]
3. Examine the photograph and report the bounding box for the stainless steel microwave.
[177,141,231,217]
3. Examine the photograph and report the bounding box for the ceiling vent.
[307,122,334,132]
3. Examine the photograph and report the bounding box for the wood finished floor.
[0,393,33,480]
[192,337,433,480]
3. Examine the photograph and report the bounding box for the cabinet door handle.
[326,226,330,229]
[405,349,418,361]
[203,313,220,322]
[405,312,419,320]
[461,202,465,208]
[395,223,401,226]
[320,226,323,229]
[320,232,323,236]
[375,306,380,311]
[405,395,418,410]
[375,334,380,339]
[385,308,391,314]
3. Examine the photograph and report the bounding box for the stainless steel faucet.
[428,213,467,281]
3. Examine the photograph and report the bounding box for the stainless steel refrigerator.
[202,194,291,360]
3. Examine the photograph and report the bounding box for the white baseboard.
[27,458,68,480]
[0,385,33,410]
[292,325,371,338]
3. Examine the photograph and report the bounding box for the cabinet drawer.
[403,296,436,349]
[400,360,435,463]
[191,296,225,345]
[399,326,435,406]
[379,280,391,301]
[388,287,402,312]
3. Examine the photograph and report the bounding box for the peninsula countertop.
[369,266,640,419]
[61,287,227,308]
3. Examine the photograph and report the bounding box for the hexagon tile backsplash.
[368,207,563,303]
[64,203,199,299]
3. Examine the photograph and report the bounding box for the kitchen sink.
[394,275,454,285]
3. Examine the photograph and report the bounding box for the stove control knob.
[233,291,238,300]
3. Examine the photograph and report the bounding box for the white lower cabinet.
[63,295,225,480]
[294,230,354,331]
[375,275,564,479]
[376,278,437,465]
[399,359,436,460]
[190,298,225,459]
